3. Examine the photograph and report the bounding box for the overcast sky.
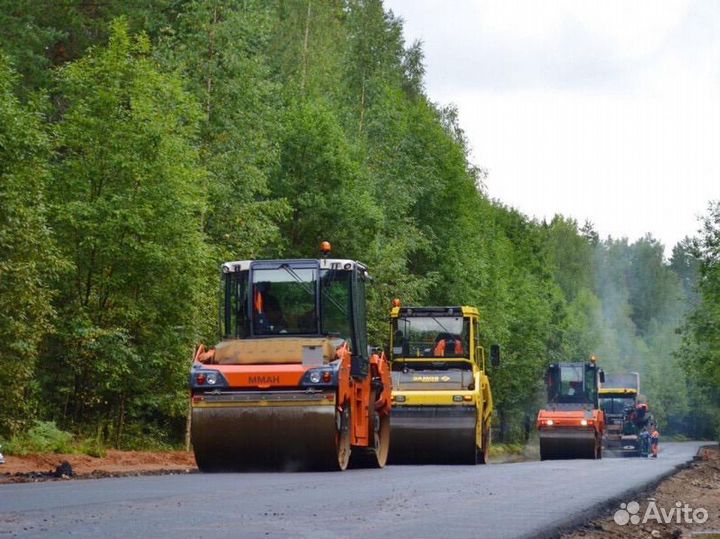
[385,0,720,254]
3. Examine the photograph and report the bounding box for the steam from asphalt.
[591,238,692,427]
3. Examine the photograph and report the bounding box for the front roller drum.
[539,429,599,460]
[389,406,477,464]
[192,402,347,471]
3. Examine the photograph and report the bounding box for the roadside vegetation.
[1,421,103,457]
[0,0,718,453]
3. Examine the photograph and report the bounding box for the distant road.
[0,442,703,539]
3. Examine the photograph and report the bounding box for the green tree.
[39,21,211,445]
[0,53,61,437]
[1,0,708,446]
[626,235,683,335]
[545,216,595,302]
[681,202,720,438]
[0,0,174,93]
[270,0,345,102]
[272,102,380,258]
[670,237,701,307]
[157,0,288,260]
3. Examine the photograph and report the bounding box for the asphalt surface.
[0,442,703,539]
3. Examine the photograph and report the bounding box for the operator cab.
[389,306,499,389]
[392,306,470,360]
[599,393,637,417]
[220,257,370,376]
[546,362,603,410]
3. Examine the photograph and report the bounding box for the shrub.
[3,421,74,455]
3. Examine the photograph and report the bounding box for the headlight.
[190,369,228,389]
[301,366,338,387]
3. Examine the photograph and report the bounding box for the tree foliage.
[0,1,713,446]
[0,54,60,436]
[680,202,720,438]
[38,21,211,443]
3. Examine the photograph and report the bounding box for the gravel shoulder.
[562,444,720,539]
[0,450,197,483]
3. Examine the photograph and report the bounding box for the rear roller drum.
[334,407,351,471]
[350,393,390,469]
[369,412,391,468]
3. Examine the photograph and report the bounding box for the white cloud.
[386,0,720,253]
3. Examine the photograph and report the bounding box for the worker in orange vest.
[253,285,284,332]
[433,336,463,357]
[650,428,660,458]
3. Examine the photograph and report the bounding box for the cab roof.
[390,305,480,318]
[222,258,368,274]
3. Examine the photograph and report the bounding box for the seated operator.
[253,283,285,333]
[567,381,584,398]
[433,333,464,357]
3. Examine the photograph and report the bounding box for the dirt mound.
[563,445,720,539]
[0,450,197,483]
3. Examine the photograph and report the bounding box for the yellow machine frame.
[388,306,494,463]
[599,388,638,396]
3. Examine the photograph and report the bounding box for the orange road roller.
[190,244,392,471]
[537,358,605,460]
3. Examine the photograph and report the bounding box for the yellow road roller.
[388,304,499,464]
[190,244,392,471]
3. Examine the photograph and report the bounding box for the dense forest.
[0,0,718,449]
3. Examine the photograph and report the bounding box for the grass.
[0,420,189,457]
[74,436,107,458]
[1,421,107,457]
[2,421,74,455]
[489,439,540,462]
[489,442,526,458]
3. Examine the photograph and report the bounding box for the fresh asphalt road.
[0,442,703,539]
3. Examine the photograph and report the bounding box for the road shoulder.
[561,444,719,539]
[0,450,196,483]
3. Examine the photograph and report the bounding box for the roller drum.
[389,405,477,464]
[191,393,340,471]
[539,429,597,460]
